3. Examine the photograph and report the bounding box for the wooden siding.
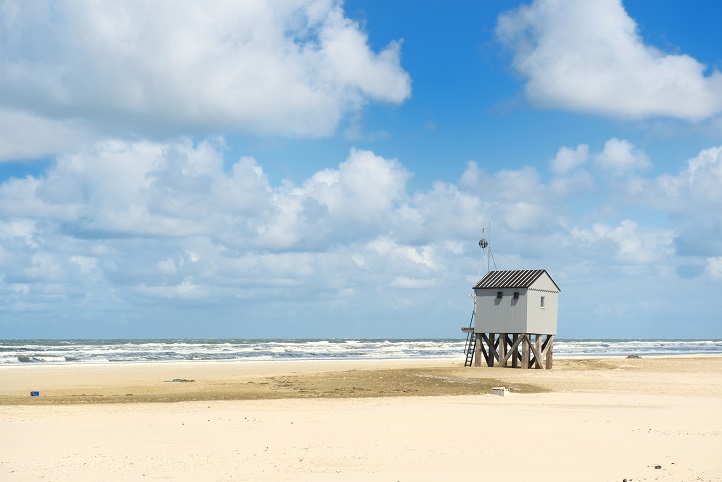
[474,288,529,334]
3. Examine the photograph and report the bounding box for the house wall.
[474,288,529,334]
[473,272,559,335]
[525,288,558,335]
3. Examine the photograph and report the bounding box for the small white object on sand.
[491,387,509,397]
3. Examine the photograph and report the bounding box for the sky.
[1,0,722,340]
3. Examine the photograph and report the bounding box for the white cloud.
[259,148,411,249]
[368,238,435,269]
[459,161,554,233]
[595,138,650,175]
[706,257,722,279]
[549,170,594,197]
[2,136,721,336]
[0,0,410,145]
[631,146,722,258]
[570,220,673,264]
[395,181,486,244]
[0,110,96,162]
[390,277,436,289]
[551,144,589,174]
[497,0,722,120]
[645,146,722,212]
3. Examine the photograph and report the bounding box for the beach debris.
[626,355,642,359]
[491,387,509,397]
[654,465,662,469]
[30,391,39,396]
[163,378,195,383]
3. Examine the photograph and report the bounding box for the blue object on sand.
[30,391,39,396]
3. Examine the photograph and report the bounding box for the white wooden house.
[463,269,560,369]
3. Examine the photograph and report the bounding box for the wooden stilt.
[511,334,519,368]
[521,334,530,369]
[480,334,490,366]
[487,333,496,367]
[529,335,542,368]
[545,334,554,369]
[498,333,507,367]
[474,335,482,367]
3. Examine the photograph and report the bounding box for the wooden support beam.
[511,334,519,368]
[521,334,530,369]
[545,335,554,369]
[474,335,482,367]
[498,333,507,367]
[530,334,544,369]
[480,334,490,366]
[541,334,551,353]
[500,334,522,366]
[488,333,497,367]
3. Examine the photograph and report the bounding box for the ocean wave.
[0,338,720,365]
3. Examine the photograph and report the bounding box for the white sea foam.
[0,338,720,365]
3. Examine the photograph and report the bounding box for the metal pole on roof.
[483,224,491,273]
[478,223,492,274]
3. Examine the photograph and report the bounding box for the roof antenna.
[479,224,525,273]
[478,223,491,273]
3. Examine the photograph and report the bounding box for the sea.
[1,338,721,365]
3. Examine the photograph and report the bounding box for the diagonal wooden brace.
[500,333,523,365]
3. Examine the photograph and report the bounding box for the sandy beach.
[2,356,721,481]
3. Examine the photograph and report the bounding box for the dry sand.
[1,356,721,481]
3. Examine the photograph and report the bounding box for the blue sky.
[1,0,722,339]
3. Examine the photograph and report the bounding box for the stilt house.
[462,269,560,369]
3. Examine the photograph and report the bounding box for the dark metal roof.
[473,269,560,291]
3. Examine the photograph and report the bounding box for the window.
[540,296,545,308]
[496,291,503,299]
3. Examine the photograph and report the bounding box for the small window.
[540,296,545,308]
[496,291,503,299]
[513,292,519,300]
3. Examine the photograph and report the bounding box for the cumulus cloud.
[2,135,722,335]
[459,162,555,233]
[551,144,589,174]
[496,0,722,120]
[0,0,411,146]
[0,140,458,315]
[595,138,650,175]
[570,220,673,264]
[632,146,722,258]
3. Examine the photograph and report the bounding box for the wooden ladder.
[463,311,475,367]
[464,332,476,367]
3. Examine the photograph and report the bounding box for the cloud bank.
[0,0,411,154]
[1,137,721,336]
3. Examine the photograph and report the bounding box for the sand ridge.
[2,356,721,405]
